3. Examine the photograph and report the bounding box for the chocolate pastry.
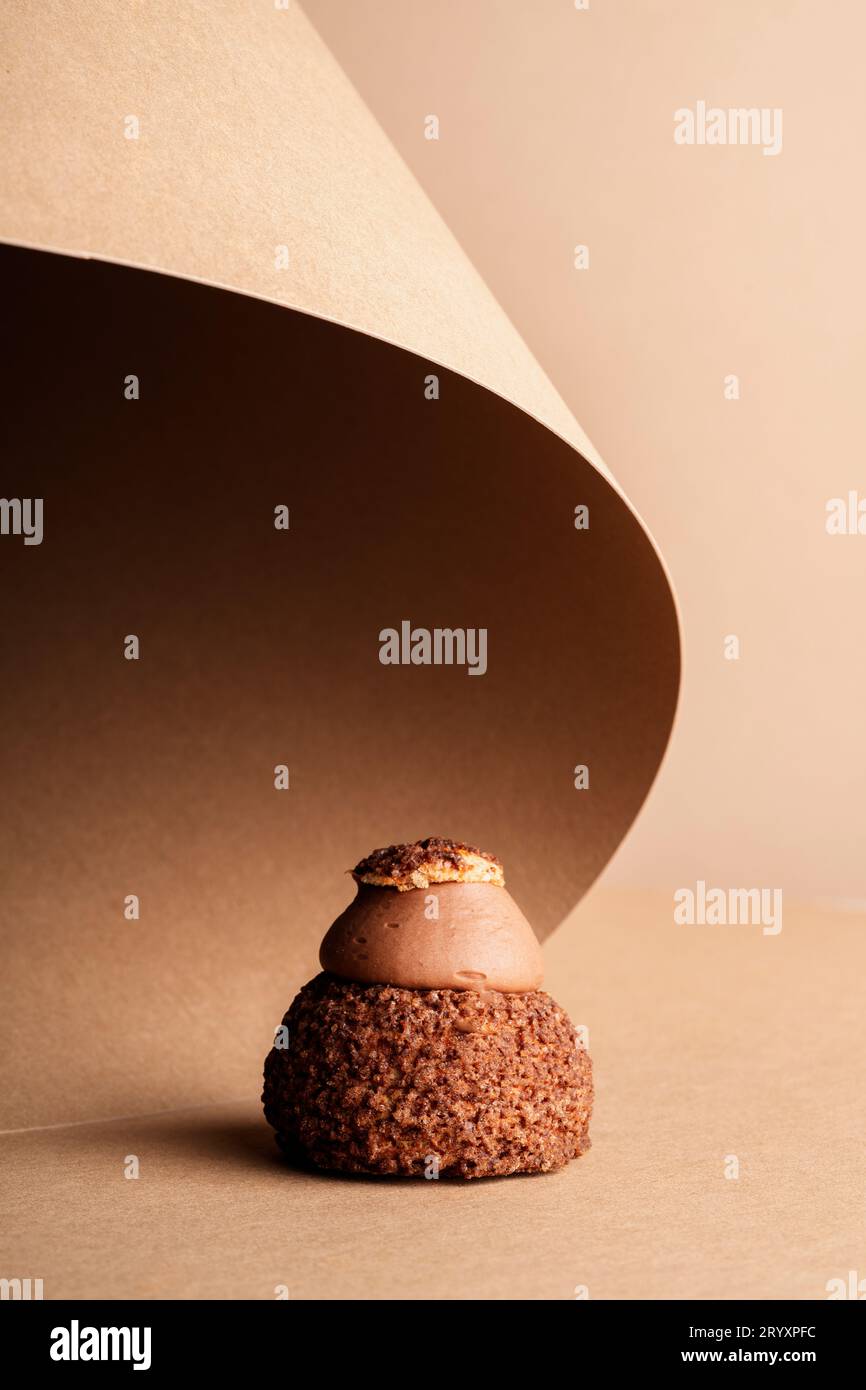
[262,838,593,1179]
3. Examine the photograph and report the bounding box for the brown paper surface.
[3,889,864,1301]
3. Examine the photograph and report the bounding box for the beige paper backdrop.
[304,0,866,904]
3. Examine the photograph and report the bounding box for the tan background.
[1,0,864,1301]
[305,0,866,902]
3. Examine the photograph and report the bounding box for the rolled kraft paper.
[0,0,681,1129]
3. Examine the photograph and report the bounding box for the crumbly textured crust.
[351,836,504,892]
[262,973,593,1179]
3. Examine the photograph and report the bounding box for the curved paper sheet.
[0,0,679,1126]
